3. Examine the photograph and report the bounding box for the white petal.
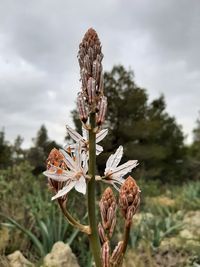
[66,125,83,142]
[51,180,76,200]
[96,144,103,155]
[111,160,138,178]
[60,149,77,171]
[43,169,73,181]
[75,176,86,194]
[74,143,82,168]
[81,151,88,173]
[105,146,123,171]
[100,178,121,191]
[96,129,108,143]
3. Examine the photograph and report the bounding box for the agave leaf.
[0,213,45,256]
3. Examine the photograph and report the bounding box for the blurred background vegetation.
[0,65,200,266]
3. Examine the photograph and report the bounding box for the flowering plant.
[43,28,141,267]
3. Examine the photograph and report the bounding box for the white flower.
[43,144,88,200]
[104,146,138,190]
[64,125,108,155]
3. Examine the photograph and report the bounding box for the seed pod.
[101,241,110,267]
[77,92,88,123]
[119,176,140,226]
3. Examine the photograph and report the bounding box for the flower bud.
[119,176,140,226]
[83,54,92,75]
[80,69,88,90]
[92,60,101,84]
[78,28,104,110]
[77,92,88,123]
[98,72,104,95]
[101,241,110,267]
[98,223,107,244]
[110,241,123,266]
[99,187,117,237]
[97,96,107,125]
[87,77,96,104]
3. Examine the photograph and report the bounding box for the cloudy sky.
[0,0,200,147]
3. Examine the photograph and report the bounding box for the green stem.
[111,223,131,267]
[58,200,90,234]
[122,223,131,254]
[87,112,102,267]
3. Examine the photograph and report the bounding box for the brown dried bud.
[99,187,117,237]
[46,149,67,201]
[119,176,140,226]
[101,241,110,267]
[97,96,107,125]
[110,241,124,266]
[77,92,88,123]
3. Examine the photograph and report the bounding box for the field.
[0,162,199,267]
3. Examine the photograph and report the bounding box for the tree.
[190,113,200,160]
[0,129,12,169]
[33,124,48,148]
[72,65,186,182]
[12,135,24,163]
[27,125,60,174]
[185,113,200,180]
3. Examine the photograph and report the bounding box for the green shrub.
[130,208,183,249]
[177,181,200,210]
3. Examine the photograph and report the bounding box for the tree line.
[1,65,200,182]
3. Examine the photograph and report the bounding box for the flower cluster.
[77,28,107,125]
[44,127,139,201]
[44,144,88,200]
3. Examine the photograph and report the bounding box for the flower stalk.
[87,112,102,267]
[43,28,141,267]
[58,200,90,234]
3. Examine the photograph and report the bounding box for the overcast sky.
[0,0,200,147]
